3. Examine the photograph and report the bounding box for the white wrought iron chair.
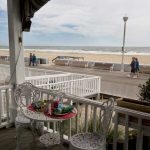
[70,98,114,150]
[14,82,44,149]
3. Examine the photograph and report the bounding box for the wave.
[24,48,150,55]
[1,48,150,55]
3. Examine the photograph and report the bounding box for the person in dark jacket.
[29,53,32,66]
[32,54,36,66]
[128,57,136,78]
[135,58,140,77]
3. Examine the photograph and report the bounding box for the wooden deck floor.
[0,127,69,150]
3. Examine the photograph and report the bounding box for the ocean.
[0,46,150,55]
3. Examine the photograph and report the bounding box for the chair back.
[14,82,41,108]
[99,98,114,136]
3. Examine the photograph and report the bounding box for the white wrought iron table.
[22,106,77,149]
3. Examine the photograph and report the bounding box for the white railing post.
[124,114,129,150]
[84,104,88,132]
[1,91,5,118]
[71,81,73,95]
[136,118,143,150]
[97,77,101,100]
[113,111,118,150]
[6,89,10,125]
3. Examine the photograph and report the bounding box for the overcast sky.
[1,0,150,46]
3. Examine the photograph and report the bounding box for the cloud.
[28,0,150,46]
[1,0,150,46]
[0,0,7,11]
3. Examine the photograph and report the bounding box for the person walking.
[128,57,136,78]
[29,53,32,66]
[32,54,36,66]
[135,58,140,77]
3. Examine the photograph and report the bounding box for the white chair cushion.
[70,133,105,150]
[39,132,60,147]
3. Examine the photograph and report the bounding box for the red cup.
[53,100,59,108]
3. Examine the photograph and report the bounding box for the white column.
[7,0,25,122]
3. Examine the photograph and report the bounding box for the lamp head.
[123,16,128,22]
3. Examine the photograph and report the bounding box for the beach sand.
[0,49,150,65]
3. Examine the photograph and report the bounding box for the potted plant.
[128,130,149,150]
[117,78,150,113]
[106,127,124,150]
[128,130,137,150]
[139,78,150,102]
[117,78,150,126]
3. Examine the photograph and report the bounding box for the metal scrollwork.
[14,82,44,150]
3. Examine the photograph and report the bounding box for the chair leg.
[101,142,106,150]
[58,121,64,150]
[31,120,37,142]
[15,126,23,150]
[59,144,63,150]
[69,143,73,150]
[35,122,44,136]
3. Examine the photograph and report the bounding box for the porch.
[0,84,150,150]
[2,0,150,149]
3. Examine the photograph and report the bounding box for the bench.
[54,59,69,66]
[93,62,113,70]
[140,66,150,74]
[68,60,88,68]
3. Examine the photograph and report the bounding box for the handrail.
[29,76,100,85]
[115,106,150,120]
[0,84,12,90]
[25,73,72,80]
[65,93,104,106]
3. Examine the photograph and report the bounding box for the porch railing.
[38,89,107,141]
[0,84,150,150]
[39,88,150,150]
[40,91,150,150]
[25,73,101,97]
[113,106,150,150]
[0,84,12,128]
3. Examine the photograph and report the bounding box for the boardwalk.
[0,62,149,99]
[35,64,149,99]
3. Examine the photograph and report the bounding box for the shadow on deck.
[0,127,69,150]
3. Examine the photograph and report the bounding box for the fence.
[37,90,150,150]
[25,73,101,97]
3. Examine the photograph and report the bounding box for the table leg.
[31,120,37,142]
[59,121,64,150]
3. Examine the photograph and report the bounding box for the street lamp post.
[121,16,128,72]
